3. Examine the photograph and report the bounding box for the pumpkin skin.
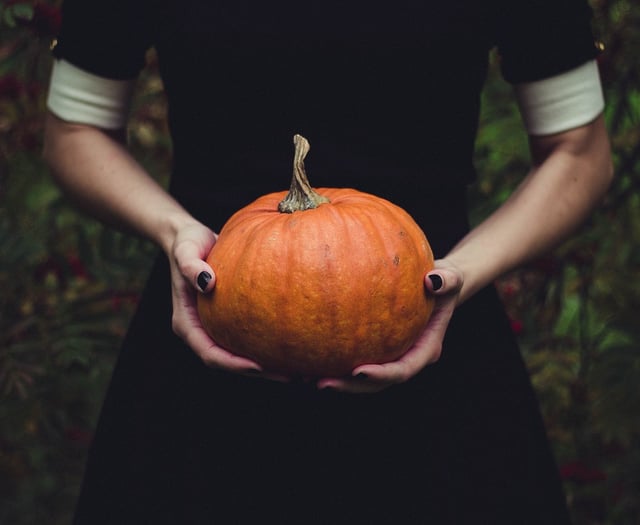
[197,137,435,377]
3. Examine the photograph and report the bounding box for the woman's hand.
[167,221,272,378]
[316,259,464,394]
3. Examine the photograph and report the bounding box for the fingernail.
[197,271,212,291]
[428,274,443,291]
[355,372,369,380]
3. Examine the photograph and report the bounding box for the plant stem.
[278,134,330,213]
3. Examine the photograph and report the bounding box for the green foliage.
[479,1,640,521]
[0,2,169,523]
[0,3,35,30]
[0,0,639,523]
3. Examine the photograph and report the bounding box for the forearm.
[448,115,613,303]
[42,112,198,254]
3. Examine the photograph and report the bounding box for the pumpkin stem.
[278,134,330,213]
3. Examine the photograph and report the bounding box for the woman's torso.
[149,0,497,253]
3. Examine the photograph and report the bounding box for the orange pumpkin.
[197,135,434,377]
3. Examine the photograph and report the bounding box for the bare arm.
[42,112,193,254]
[447,114,614,302]
[42,112,267,376]
[321,114,613,392]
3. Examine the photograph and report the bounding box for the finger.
[322,354,426,394]
[316,375,392,394]
[177,308,292,382]
[196,270,215,292]
[323,297,458,393]
[314,362,402,393]
[171,282,291,381]
[322,310,458,394]
[425,267,463,295]
[183,320,263,373]
[192,333,290,382]
[173,241,217,293]
[169,273,248,371]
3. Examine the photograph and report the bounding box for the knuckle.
[389,363,412,384]
[200,350,222,370]
[171,314,185,339]
[199,353,216,368]
[429,344,443,363]
[172,240,194,270]
[171,242,185,267]
[398,367,413,383]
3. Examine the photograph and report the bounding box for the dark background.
[1,1,638,523]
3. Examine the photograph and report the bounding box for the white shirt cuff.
[46,59,135,129]
[514,60,605,136]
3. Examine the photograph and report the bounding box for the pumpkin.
[197,135,434,377]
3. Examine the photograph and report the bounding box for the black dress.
[53,0,598,522]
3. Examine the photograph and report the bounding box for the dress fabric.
[53,0,598,523]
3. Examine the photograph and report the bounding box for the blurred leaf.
[11,3,35,22]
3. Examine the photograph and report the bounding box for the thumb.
[196,268,216,293]
[178,255,215,293]
[172,237,217,293]
[425,267,463,295]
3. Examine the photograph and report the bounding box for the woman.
[44,0,613,522]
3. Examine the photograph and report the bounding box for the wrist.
[438,254,492,305]
[155,209,202,255]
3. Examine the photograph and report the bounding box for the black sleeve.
[52,0,154,80]
[495,0,600,83]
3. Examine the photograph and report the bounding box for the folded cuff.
[515,60,605,136]
[46,59,135,129]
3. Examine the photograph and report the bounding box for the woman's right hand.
[167,220,277,378]
[316,260,464,393]
[42,113,279,378]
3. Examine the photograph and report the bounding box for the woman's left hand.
[316,259,464,393]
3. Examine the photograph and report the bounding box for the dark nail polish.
[356,372,369,380]
[428,274,443,291]
[197,271,212,291]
